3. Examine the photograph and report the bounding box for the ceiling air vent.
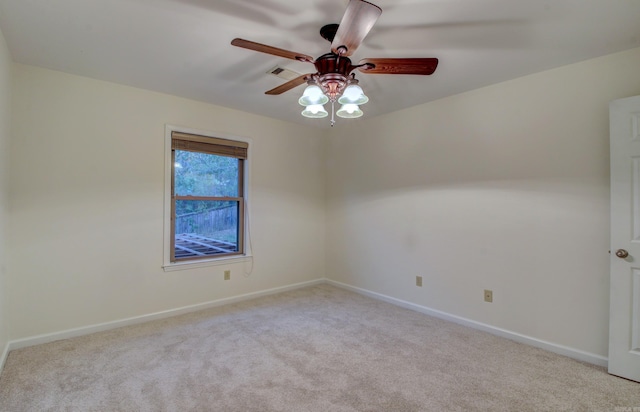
[268,66,301,81]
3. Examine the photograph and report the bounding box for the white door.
[609,95,640,382]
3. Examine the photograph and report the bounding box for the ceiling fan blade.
[358,58,439,75]
[265,74,311,95]
[231,38,314,63]
[331,0,382,56]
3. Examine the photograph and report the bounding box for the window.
[167,130,248,265]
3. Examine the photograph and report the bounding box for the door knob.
[615,249,629,258]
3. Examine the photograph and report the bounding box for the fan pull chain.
[330,101,336,127]
[331,54,339,128]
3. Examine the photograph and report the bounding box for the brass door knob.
[615,249,629,258]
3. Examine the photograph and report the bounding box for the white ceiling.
[1,0,639,128]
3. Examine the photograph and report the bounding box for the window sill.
[162,254,252,272]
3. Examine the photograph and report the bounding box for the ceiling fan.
[231,0,438,125]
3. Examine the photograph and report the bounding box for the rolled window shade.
[172,131,248,159]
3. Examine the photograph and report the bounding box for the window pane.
[174,151,239,197]
[174,200,239,259]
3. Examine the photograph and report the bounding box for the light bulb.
[301,104,328,118]
[336,104,363,118]
[338,84,369,105]
[299,85,329,106]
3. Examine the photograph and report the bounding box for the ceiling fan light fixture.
[299,84,329,106]
[338,84,369,105]
[336,103,363,118]
[231,1,439,126]
[301,104,328,118]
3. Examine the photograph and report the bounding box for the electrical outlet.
[484,289,493,303]
[224,270,231,281]
[416,276,422,287]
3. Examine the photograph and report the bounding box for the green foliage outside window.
[174,150,239,216]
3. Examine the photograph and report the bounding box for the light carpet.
[0,284,638,411]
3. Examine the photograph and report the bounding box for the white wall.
[326,47,640,358]
[8,65,325,340]
[0,26,11,359]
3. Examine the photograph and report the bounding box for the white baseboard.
[326,279,608,368]
[7,279,325,352]
[0,340,9,373]
[3,278,608,370]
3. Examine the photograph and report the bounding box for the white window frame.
[163,124,252,271]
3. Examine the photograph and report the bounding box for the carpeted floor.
[0,284,638,411]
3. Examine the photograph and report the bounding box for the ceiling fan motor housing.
[313,53,357,101]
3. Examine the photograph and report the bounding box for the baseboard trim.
[5,278,608,369]
[8,279,325,351]
[0,341,9,373]
[326,279,608,368]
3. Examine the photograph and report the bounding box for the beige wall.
[0,27,11,357]
[8,65,325,339]
[326,47,640,358]
[6,45,640,361]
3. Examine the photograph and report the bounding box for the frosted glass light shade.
[338,84,369,105]
[301,104,328,118]
[336,104,363,118]
[299,85,329,106]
